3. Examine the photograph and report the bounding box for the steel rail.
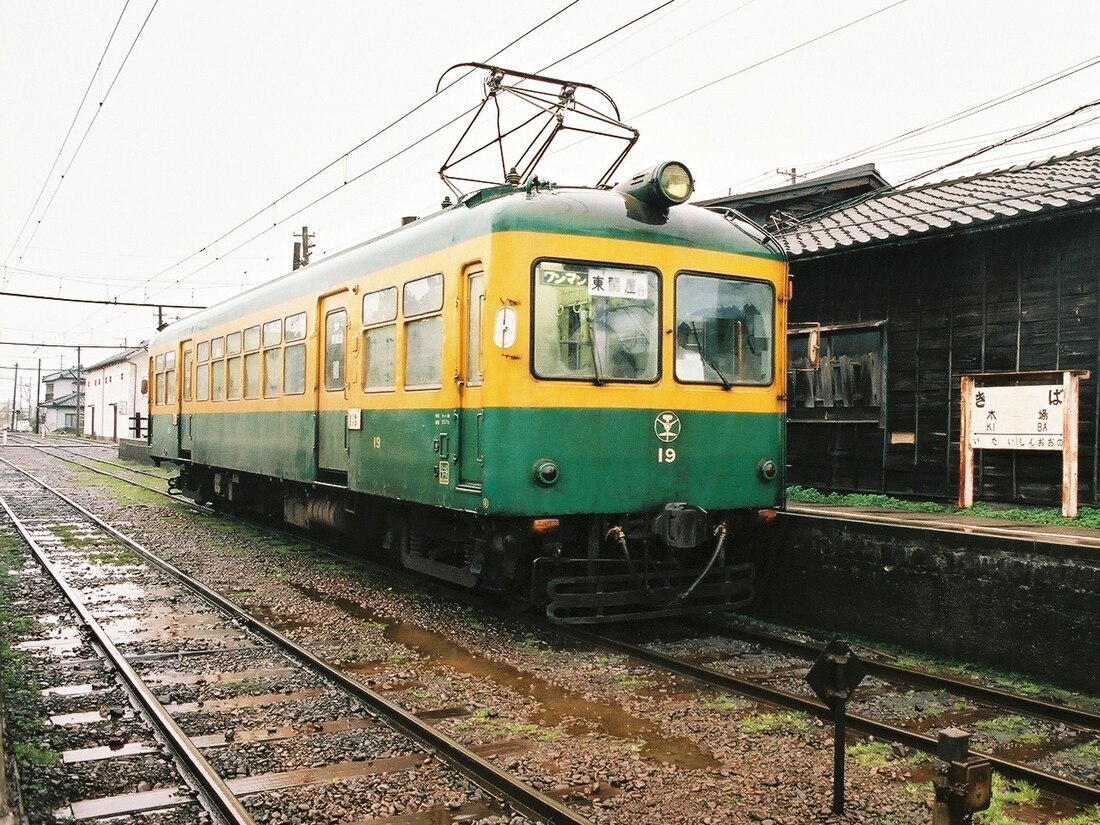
[694,619,1100,732]
[6,439,212,513]
[563,626,1100,808]
[0,469,254,824]
[0,458,590,825]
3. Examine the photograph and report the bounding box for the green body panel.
[152,406,783,516]
[477,407,783,515]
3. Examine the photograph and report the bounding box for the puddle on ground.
[293,584,716,769]
[248,603,316,633]
[144,665,297,686]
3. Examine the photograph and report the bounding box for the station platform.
[784,501,1100,553]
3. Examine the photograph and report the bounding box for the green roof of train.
[152,185,782,345]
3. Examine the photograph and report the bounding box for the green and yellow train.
[149,162,788,622]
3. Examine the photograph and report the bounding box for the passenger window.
[226,356,242,399]
[244,325,261,351]
[211,359,225,401]
[262,319,281,347]
[244,352,260,399]
[164,350,177,403]
[196,363,210,401]
[226,332,242,356]
[196,340,210,362]
[405,315,442,388]
[363,326,396,391]
[285,312,306,342]
[155,373,165,405]
[284,343,306,394]
[363,287,397,325]
[211,337,225,359]
[403,273,443,316]
[324,309,347,391]
[263,348,281,397]
[363,287,397,393]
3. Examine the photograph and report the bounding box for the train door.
[317,292,351,477]
[178,339,194,456]
[456,267,485,491]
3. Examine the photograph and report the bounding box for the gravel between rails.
[4,444,1093,824]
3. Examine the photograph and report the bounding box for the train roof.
[152,184,783,346]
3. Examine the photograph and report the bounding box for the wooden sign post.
[959,370,1088,518]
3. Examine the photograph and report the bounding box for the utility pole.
[293,226,314,270]
[777,167,798,185]
[34,359,41,434]
[10,363,17,429]
[76,347,82,436]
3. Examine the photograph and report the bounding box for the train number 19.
[657,447,676,463]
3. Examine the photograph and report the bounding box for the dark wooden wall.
[787,210,1100,505]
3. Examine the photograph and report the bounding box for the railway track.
[690,617,1100,731]
[0,457,589,824]
[562,625,1100,807]
[4,437,1097,819]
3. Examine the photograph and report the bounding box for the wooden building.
[710,146,1100,505]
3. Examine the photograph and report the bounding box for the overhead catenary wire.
[789,97,1100,229]
[102,0,587,310]
[630,0,909,121]
[130,0,685,307]
[9,0,160,274]
[0,290,204,310]
[800,52,1100,178]
[2,0,133,277]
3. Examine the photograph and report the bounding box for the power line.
[631,0,909,120]
[9,0,160,274]
[803,52,1100,178]
[894,98,1100,189]
[100,0,585,312]
[0,290,204,310]
[0,340,131,349]
[2,1,132,275]
[134,1,684,306]
[792,98,1100,227]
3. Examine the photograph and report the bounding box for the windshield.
[533,260,660,383]
[675,272,773,386]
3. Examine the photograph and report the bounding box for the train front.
[477,162,788,623]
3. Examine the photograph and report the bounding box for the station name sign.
[967,384,1065,451]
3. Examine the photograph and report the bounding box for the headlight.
[757,459,778,482]
[658,162,693,203]
[614,161,695,209]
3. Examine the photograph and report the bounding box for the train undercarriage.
[167,462,760,623]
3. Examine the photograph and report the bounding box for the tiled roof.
[779,146,1100,257]
[40,391,79,409]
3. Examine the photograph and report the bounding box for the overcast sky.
[2,0,1099,405]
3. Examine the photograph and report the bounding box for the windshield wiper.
[690,322,731,390]
[586,305,605,385]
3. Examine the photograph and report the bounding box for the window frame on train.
[530,258,662,385]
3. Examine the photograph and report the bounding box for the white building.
[39,367,84,433]
[82,346,149,440]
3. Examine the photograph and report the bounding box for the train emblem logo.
[654,411,681,443]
